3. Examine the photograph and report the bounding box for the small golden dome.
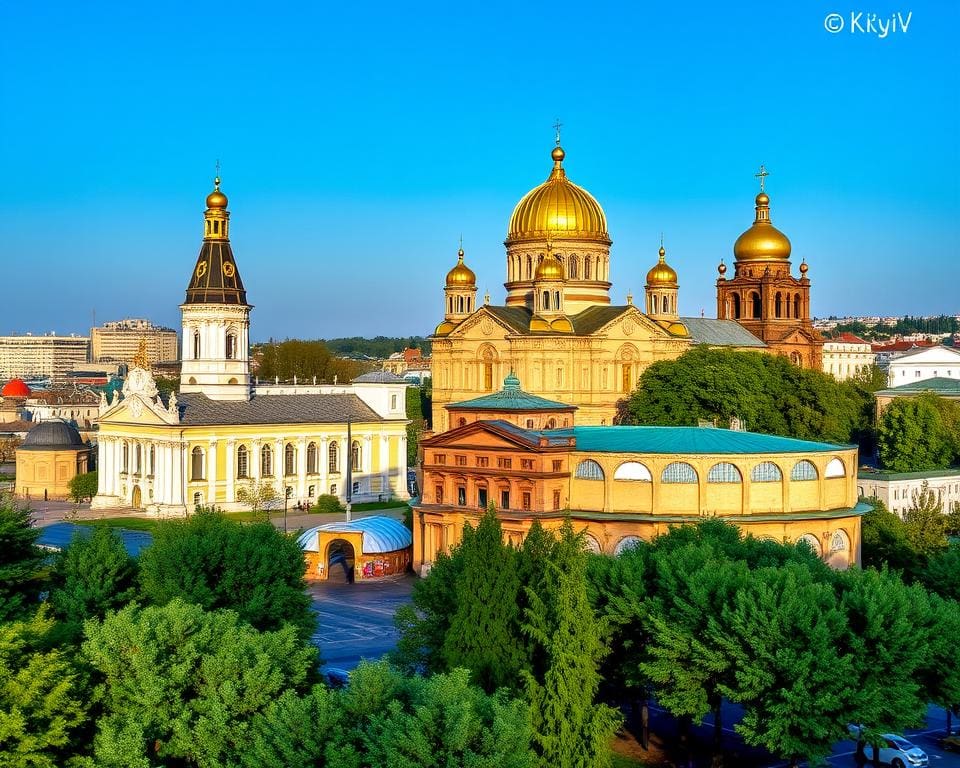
[733,192,791,262]
[718,260,727,276]
[646,245,678,287]
[445,247,476,287]
[799,260,809,274]
[206,177,228,209]
[507,145,609,244]
[535,247,565,281]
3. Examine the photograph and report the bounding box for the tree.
[917,543,960,602]
[48,525,138,639]
[67,471,98,503]
[522,519,620,768]
[946,501,960,537]
[877,394,956,472]
[860,497,917,573]
[82,599,316,768]
[0,608,89,768]
[0,495,45,622]
[138,510,315,639]
[915,594,960,736]
[903,481,948,556]
[235,478,278,521]
[441,507,525,693]
[714,564,855,768]
[0,436,22,463]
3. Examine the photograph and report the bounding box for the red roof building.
[1,378,31,398]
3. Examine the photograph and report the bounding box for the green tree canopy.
[67,471,98,503]
[0,496,45,622]
[255,339,365,383]
[877,393,958,472]
[619,347,872,444]
[860,497,917,573]
[82,599,316,768]
[138,510,315,639]
[903,481,949,555]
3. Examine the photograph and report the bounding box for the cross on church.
[755,164,769,192]
[553,118,563,146]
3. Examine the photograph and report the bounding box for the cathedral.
[430,143,822,431]
[93,179,410,515]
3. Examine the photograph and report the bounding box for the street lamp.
[284,486,291,533]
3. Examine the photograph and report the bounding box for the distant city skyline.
[0,1,957,341]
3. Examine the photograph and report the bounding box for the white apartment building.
[858,468,960,519]
[886,345,960,386]
[0,334,90,385]
[822,333,875,381]
[91,319,178,365]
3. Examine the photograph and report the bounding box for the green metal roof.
[543,425,848,455]
[680,317,767,348]
[857,467,960,481]
[876,377,960,397]
[449,374,576,412]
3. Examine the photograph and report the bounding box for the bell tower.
[179,176,253,400]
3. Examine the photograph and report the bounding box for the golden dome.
[507,146,610,244]
[733,192,791,262]
[646,245,678,287]
[535,248,565,281]
[445,248,476,287]
[206,177,228,209]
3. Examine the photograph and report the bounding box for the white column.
[275,437,284,497]
[251,439,261,481]
[320,435,329,495]
[225,439,235,503]
[99,438,112,495]
[380,435,390,496]
[207,440,218,506]
[296,437,307,500]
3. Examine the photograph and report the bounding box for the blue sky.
[0,1,957,340]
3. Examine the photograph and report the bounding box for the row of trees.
[877,393,960,471]
[832,315,959,339]
[0,499,540,767]
[322,336,431,359]
[399,510,960,768]
[254,339,368,383]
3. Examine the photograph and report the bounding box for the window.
[522,491,532,511]
[455,455,467,466]
[615,536,643,555]
[791,460,818,481]
[830,530,848,552]
[306,442,317,473]
[751,462,782,482]
[261,444,273,476]
[352,481,360,495]
[477,487,488,508]
[498,457,513,469]
[434,453,446,466]
[226,332,237,360]
[351,440,361,470]
[284,443,295,476]
[825,457,845,478]
[308,485,315,497]
[575,460,604,480]
[457,487,466,505]
[621,364,632,393]
[193,330,201,359]
[613,462,652,481]
[435,485,444,504]
[553,489,561,510]
[329,441,339,473]
[391,394,398,409]
[552,460,563,472]
[193,492,203,507]
[191,446,204,481]
[237,445,248,478]
[521,458,534,470]
[661,462,697,484]
[526,419,535,429]
[135,444,142,473]
[458,417,467,427]
[484,363,493,391]
[707,462,742,483]
[475,456,489,468]
[500,490,510,509]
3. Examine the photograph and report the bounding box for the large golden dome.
[733,192,791,262]
[507,146,610,244]
[646,245,678,287]
[445,248,476,286]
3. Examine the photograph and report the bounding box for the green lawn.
[611,755,652,768]
[344,500,409,512]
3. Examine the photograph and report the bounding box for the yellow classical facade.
[430,139,775,432]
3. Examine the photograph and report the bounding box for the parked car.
[848,725,928,767]
[942,733,960,751]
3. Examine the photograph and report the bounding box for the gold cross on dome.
[553,118,563,146]
[755,164,769,192]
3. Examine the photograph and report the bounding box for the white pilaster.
[207,440,218,507]
[225,439,235,503]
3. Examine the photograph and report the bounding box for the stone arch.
[797,533,822,556]
[326,539,356,584]
[732,293,741,319]
[791,460,818,481]
[575,459,604,480]
[614,461,652,481]
[615,536,643,556]
[661,462,697,484]
[750,291,761,318]
[827,529,850,570]
[825,457,845,478]
[707,462,742,483]
[583,533,602,554]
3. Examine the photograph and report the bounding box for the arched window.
[284,443,295,476]
[830,530,849,552]
[732,294,741,319]
[483,362,493,391]
[708,462,742,483]
[351,440,361,470]
[568,255,578,279]
[775,292,782,318]
[794,293,801,318]
[542,290,550,310]
[122,441,129,472]
[329,441,339,473]
[261,444,273,476]
[193,330,201,359]
[615,536,643,555]
[751,461,782,482]
[575,460,605,480]
[613,462,652,481]
[825,457,845,478]
[135,444,142,473]
[751,291,761,318]
[191,446,204,481]
[662,462,697,484]
[797,533,822,556]
[583,534,602,554]
[306,442,317,474]
[525,255,532,280]
[237,445,248,478]
[584,255,592,280]
[226,331,237,360]
[791,460,818,481]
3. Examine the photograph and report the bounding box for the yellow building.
[92,179,410,514]
[415,414,864,573]
[15,419,90,500]
[430,140,774,432]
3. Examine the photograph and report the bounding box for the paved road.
[36,521,153,556]
[309,576,415,673]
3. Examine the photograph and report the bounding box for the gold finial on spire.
[553,118,563,147]
[659,232,665,260]
[755,164,769,192]
[458,233,464,258]
[132,337,150,370]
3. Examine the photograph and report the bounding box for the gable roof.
[679,317,766,348]
[448,373,576,412]
[875,377,960,397]
[888,345,960,362]
[176,392,383,426]
[352,371,408,384]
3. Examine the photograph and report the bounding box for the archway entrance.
[326,539,356,583]
[131,485,142,509]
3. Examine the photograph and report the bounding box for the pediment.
[423,420,538,450]
[97,393,179,427]
[447,309,520,340]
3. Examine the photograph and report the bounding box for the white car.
[848,725,929,767]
